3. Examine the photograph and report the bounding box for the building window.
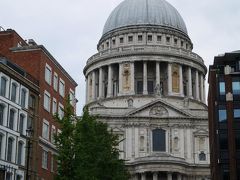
[6,172,12,180]
[42,150,48,169]
[59,79,65,97]
[19,114,25,134]
[20,89,27,107]
[53,73,58,91]
[234,108,240,119]
[106,42,109,48]
[7,138,13,162]
[16,175,22,180]
[42,120,49,140]
[112,39,116,46]
[174,38,178,45]
[232,81,240,95]
[166,37,170,43]
[138,35,143,41]
[219,82,225,95]
[45,64,52,85]
[58,103,64,119]
[0,77,7,97]
[0,104,4,125]
[0,134,2,157]
[17,141,24,165]
[147,35,152,41]
[29,95,36,109]
[69,89,75,106]
[11,83,17,102]
[52,98,57,115]
[136,81,143,94]
[9,109,15,130]
[44,91,51,112]
[219,133,228,150]
[199,151,206,161]
[157,35,162,42]
[218,109,227,122]
[128,36,133,42]
[51,126,56,144]
[181,41,184,47]
[152,129,166,152]
[119,37,124,43]
[147,81,154,94]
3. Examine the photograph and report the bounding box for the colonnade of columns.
[86,61,206,103]
[132,172,185,180]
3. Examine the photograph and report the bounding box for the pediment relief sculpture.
[149,105,169,117]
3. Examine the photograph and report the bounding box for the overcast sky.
[0,0,239,114]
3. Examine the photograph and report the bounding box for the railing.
[87,45,204,65]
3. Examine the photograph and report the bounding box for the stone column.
[195,70,200,100]
[153,172,158,180]
[118,63,123,95]
[141,173,146,180]
[187,67,193,98]
[177,174,182,180]
[130,62,135,94]
[200,73,204,102]
[167,172,173,180]
[203,79,206,103]
[107,65,113,97]
[156,62,160,86]
[85,77,88,103]
[87,74,91,102]
[143,62,148,95]
[168,63,172,95]
[92,71,96,100]
[98,67,103,99]
[179,65,183,96]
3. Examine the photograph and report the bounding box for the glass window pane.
[9,110,15,130]
[11,84,17,102]
[0,105,4,125]
[219,82,225,95]
[219,109,227,122]
[234,109,240,119]
[233,81,240,95]
[152,129,166,151]
[0,77,7,96]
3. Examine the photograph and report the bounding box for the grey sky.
[0,0,239,114]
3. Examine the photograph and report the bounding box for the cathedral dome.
[102,0,188,36]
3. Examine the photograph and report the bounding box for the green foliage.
[54,101,129,180]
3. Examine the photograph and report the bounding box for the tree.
[73,108,129,180]
[54,100,129,180]
[54,98,76,180]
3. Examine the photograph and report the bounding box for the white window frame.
[69,89,75,106]
[52,98,57,115]
[42,119,49,140]
[0,74,10,98]
[20,86,29,108]
[59,78,65,97]
[42,149,48,169]
[51,125,56,144]
[10,80,20,103]
[53,72,58,91]
[58,103,64,119]
[45,64,52,85]
[44,91,51,112]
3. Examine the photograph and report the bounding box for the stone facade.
[84,0,210,179]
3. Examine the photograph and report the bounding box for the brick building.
[0,29,78,180]
[0,57,39,180]
[208,51,240,180]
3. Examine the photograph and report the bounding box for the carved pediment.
[127,99,192,118]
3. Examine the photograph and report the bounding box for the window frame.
[152,129,166,152]
[59,78,65,97]
[42,119,49,140]
[44,91,51,112]
[42,149,48,169]
[45,64,52,85]
[53,72,58,91]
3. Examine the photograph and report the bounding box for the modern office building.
[0,29,78,180]
[0,57,39,180]
[84,0,210,179]
[208,51,240,180]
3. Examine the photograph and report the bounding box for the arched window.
[0,77,7,97]
[152,129,166,152]
[11,83,17,102]
[9,109,15,130]
[19,114,25,134]
[20,89,27,107]
[7,138,13,162]
[17,141,24,165]
[0,104,4,125]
